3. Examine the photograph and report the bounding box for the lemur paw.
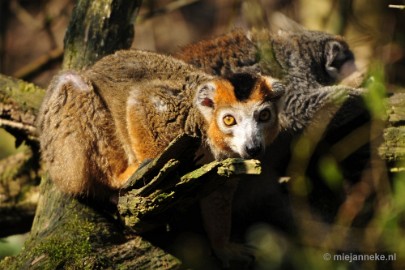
[213,242,255,269]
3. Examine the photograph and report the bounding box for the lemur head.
[274,29,357,85]
[195,73,284,159]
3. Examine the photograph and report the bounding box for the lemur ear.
[270,80,285,99]
[263,76,285,100]
[196,82,216,122]
[325,40,356,82]
[52,71,92,93]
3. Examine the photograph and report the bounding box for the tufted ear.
[52,71,91,92]
[270,80,285,100]
[195,82,216,122]
[262,76,285,100]
[43,70,93,107]
[325,40,357,82]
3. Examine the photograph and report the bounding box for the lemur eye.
[259,109,272,122]
[223,115,237,126]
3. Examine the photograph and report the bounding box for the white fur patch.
[57,71,90,92]
[151,96,168,112]
[127,89,141,107]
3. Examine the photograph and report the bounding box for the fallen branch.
[119,134,261,233]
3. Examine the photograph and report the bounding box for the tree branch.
[0,74,44,144]
[63,0,142,70]
[118,134,261,233]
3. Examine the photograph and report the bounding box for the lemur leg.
[38,71,129,198]
[200,179,254,267]
[116,164,139,184]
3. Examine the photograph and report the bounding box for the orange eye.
[259,109,271,122]
[223,115,237,126]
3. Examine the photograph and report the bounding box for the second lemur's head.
[272,29,357,85]
[195,72,285,160]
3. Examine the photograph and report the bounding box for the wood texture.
[63,0,142,70]
[0,74,44,143]
[119,134,261,233]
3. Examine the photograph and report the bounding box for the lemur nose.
[245,145,262,158]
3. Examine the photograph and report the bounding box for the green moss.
[0,74,44,114]
[0,211,99,270]
[27,213,95,269]
[16,205,105,269]
[15,81,44,112]
[152,191,175,204]
[380,127,405,161]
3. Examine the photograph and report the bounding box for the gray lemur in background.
[175,25,368,253]
[176,27,362,132]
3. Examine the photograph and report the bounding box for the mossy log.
[118,134,261,233]
[0,74,44,144]
[379,93,405,166]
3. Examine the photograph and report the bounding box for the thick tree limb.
[379,93,405,165]
[63,0,142,70]
[118,134,261,233]
[0,74,44,144]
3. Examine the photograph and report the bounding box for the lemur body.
[37,49,284,265]
[38,50,283,198]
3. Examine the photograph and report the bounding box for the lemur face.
[213,100,277,159]
[196,73,284,160]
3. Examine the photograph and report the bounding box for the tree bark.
[0,74,44,143]
[379,92,405,164]
[63,0,142,70]
[118,134,261,233]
